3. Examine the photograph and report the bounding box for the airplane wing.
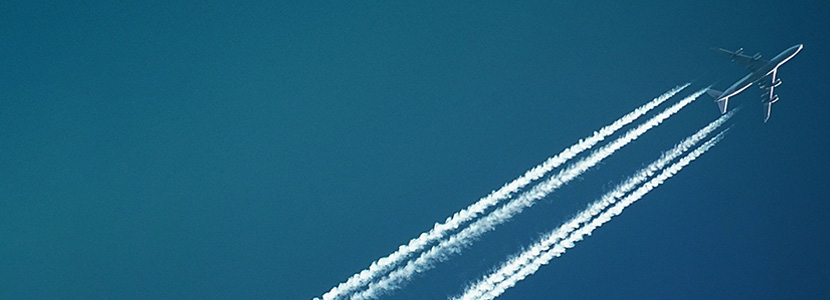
[712,47,770,73]
[759,69,780,123]
[762,102,773,123]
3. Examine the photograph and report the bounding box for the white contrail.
[454,110,737,300]
[348,88,707,300]
[314,84,689,300]
[478,129,728,300]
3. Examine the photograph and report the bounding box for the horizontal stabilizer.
[706,89,728,114]
[706,89,723,100]
[716,98,728,114]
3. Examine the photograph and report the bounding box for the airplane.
[707,44,803,122]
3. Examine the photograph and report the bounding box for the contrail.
[476,129,728,300]
[314,84,689,300]
[454,110,737,300]
[348,88,707,300]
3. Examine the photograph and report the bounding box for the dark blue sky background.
[3,1,829,299]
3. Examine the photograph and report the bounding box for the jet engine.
[773,78,782,88]
[731,48,744,58]
[759,78,782,90]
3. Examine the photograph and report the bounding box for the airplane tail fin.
[706,89,728,114]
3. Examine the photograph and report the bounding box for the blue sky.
[2,1,829,299]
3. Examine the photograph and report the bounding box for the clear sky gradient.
[2,1,829,299]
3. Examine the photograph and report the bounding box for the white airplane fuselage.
[716,44,803,101]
